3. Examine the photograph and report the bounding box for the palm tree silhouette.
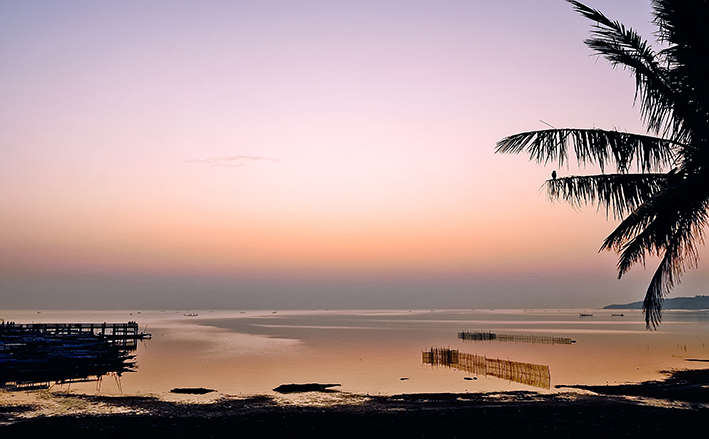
[496,0,709,327]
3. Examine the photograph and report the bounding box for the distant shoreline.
[605,295,709,310]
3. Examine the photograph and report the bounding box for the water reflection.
[422,347,551,389]
[0,309,707,397]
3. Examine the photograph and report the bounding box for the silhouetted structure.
[0,321,150,349]
[458,331,575,345]
[0,322,145,390]
[496,0,709,328]
[422,347,551,389]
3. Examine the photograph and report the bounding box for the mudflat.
[2,369,708,438]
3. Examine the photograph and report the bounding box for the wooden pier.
[0,322,145,390]
[0,321,151,341]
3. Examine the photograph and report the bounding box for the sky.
[2,0,707,309]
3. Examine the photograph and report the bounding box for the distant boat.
[183,313,198,317]
[611,313,625,317]
[579,313,593,317]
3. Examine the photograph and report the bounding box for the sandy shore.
[2,369,708,437]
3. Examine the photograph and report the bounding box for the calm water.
[2,308,709,401]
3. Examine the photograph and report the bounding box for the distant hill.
[604,295,709,310]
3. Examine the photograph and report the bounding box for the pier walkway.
[0,321,151,341]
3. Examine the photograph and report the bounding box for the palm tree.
[496,0,709,328]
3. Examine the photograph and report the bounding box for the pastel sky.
[2,0,707,309]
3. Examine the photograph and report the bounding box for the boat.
[183,313,198,317]
[579,313,593,317]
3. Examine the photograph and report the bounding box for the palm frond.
[652,0,709,147]
[495,128,676,172]
[546,173,667,219]
[614,208,678,278]
[601,171,675,253]
[568,1,684,141]
[642,208,707,328]
[596,174,709,327]
[602,170,700,250]
[653,1,709,74]
[497,2,709,329]
[644,246,679,328]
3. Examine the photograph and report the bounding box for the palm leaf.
[642,207,707,328]
[546,173,667,219]
[652,0,709,151]
[568,1,681,139]
[497,2,709,329]
[597,174,709,327]
[495,128,676,172]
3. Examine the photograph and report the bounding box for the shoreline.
[2,368,708,437]
[2,391,707,438]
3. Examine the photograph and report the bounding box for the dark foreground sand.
[2,369,708,438]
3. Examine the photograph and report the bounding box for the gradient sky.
[2,0,707,309]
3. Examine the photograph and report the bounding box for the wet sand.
[2,368,708,438]
[2,393,706,438]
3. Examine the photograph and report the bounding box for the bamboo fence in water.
[422,347,551,389]
[458,331,575,345]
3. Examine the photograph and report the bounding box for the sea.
[1,308,709,405]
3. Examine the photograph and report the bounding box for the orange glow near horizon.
[3,0,708,308]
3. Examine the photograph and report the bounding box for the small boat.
[611,313,625,317]
[579,313,593,317]
[183,313,199,317]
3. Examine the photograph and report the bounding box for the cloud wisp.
[186,155,279,168]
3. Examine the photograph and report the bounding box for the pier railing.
[0,322,150,340]
[0,321,146,391]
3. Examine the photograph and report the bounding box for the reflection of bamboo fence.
[422,347,551,389]
[458,331,574,345]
